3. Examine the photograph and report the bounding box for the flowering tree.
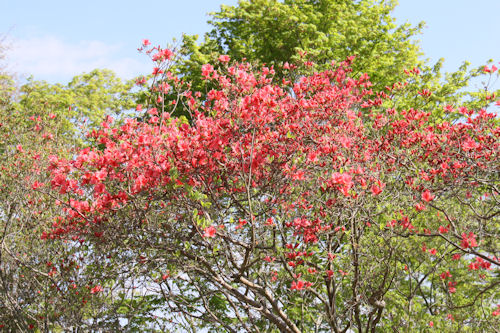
[0,86,84,330]
[43,51,500,332]
[0,65,155,331]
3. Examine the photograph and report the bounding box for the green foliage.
[15,69,136,140]
[173,0,499,123]
[178,0,424,91]
[388,58,500,121]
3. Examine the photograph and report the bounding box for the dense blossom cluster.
[42,52,499,331]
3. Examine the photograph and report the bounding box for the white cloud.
[5,35,150,82]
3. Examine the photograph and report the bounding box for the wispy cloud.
[5,35,150,82]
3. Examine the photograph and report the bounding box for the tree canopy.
[45,55,500,332]
[0,1,499,331]
[179,0,423,89]
[175,0,498,122]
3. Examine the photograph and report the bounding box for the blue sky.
[1,0,499,84]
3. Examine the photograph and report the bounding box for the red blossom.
[462,137,480,151]
[291,280,312,291]
[483,65,498,73]
[461,232,478,249]
[218,55,230,63]
[32,181,44,190]
[493,304,500,316]
[370,184,382,196]
[90,285,103,294]
[203,226,217,238]
[421,190,435,202]
[448,281,457,293]
[438,225,449,234]
[201,64,214,78]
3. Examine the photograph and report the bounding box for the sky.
[1,0,499,85]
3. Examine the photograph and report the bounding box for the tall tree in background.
[174,0,498,121]
[180,0,423,89]
[17,70,136,140]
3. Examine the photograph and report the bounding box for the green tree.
[173,0,498,122]
[178,0,423,91]
[16,69,136,141]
